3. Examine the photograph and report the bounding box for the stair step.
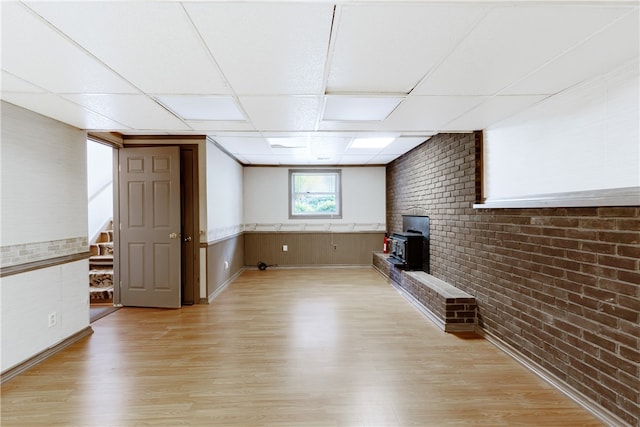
[90,286,114,302]
[89,255,113,268]
[97,241,113,255]
[96,230,113,243]
[89,270,113,288]
[89,221,115,303]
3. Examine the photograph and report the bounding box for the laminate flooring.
[1,268,603,426]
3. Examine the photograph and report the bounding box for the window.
[289,169,342,219]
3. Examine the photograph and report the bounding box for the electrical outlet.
[224,261,229,270]
[282,245,288,252]
[48,312,57,328]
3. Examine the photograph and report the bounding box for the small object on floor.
[257,261,278,270]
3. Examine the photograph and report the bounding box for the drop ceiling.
[1,1,638,165]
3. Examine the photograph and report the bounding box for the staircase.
[89,222,114,303]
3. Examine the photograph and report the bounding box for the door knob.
[183,236,192,242]
[169,232,179,239]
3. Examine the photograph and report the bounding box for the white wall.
[205,139,244,242]
[1,261,88,371]
[1,103,88,246]
[483,60,639,203]
[1,102,89,372]
[87,140,113,242]
[243,166,386,231]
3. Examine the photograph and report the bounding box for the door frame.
[111,137,201,306]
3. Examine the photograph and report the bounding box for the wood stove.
[388,215,430,272]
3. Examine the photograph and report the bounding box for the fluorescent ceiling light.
[323,95,404,121]
[351,137,396,149]
[156,95,245,121]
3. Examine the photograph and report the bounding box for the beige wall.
[244,232,384,267]
[205,234,245,300]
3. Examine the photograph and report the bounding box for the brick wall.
[386,132,640,426]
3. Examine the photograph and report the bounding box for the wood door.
[119,146,181,308]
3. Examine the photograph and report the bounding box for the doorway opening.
[86,139,116,320]
[87,139,200,314]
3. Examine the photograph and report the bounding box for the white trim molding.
[474,186,640,209]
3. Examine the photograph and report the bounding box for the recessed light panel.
[156,95,245,121]
[323,96,404,121]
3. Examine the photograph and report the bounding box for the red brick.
[618,295,640,311]
[566,271,596,287]
[617,218,640,231]
[619,345,640,364]
[617,245,640,258]
[599,302,638,323]
[618,270,640,285]
[597,254,637,270]
[579,218,616,230]
[600,349,638,376]
[566,250,597,263]
[598,231,640,244]
[387,132,640,425]
[566,229,597,240]
[598,207,639,217]
[580,241,615,254]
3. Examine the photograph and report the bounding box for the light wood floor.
[2,268,603,426]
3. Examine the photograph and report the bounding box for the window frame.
[288,169,342,219]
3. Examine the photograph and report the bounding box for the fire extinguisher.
[383,233,389,254]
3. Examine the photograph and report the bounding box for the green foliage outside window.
[290,170,341,218]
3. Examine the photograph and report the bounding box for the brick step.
[373,252,477,333]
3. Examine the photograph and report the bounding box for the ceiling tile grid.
[1,1,637,165]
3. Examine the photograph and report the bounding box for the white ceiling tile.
[380,136,431,155]
[156,96,245,121]
[317,120,389,132]
[25,1,230,95]
[1,2,136,94]
[503,10,640,95]
[339,155,379,165]
[323,96,404,121]
[1,72,46,93]
[1,92,129,130]
[442,95,548,131]
[184,2,334,95]
[240,155,282,165]
[2,1,636,166]
[63,94,190,131]
[384,96,485,130]
[240,96,322,131]
[327,4,487,93]
[309,137,352,157]
[184,120,256,132]
[369,154,404,164]
[415,5,633,96]
[213,137,272,155]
